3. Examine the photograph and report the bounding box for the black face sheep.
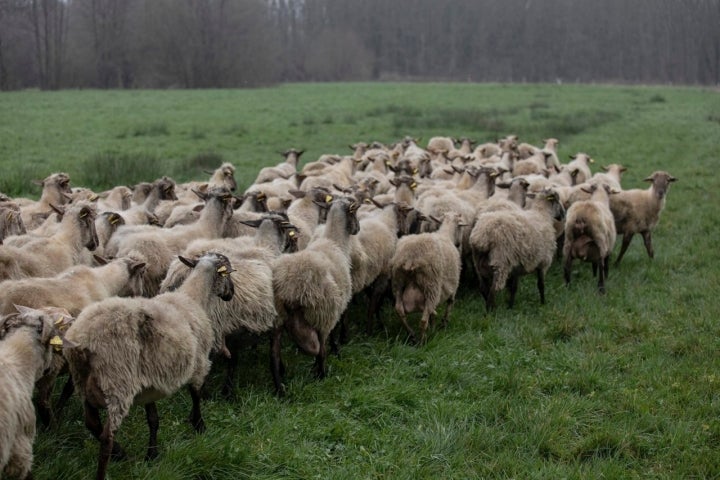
[563,183,618,294]
[0,305,69,479]
[63,252,235,480]
[610,170,677,265]
[270,198,360,394]
[469,189,565,311]
[390,211,464,345]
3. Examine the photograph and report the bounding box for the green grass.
[2,83,720,478]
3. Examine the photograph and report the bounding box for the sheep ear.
[526,193,537,199]
[569,154,576,160]
[580,185,594,194]
[13,304,38,316]
[642,176,654,182]
[31,179,44,186]
[130,262,146,274]
[601,165,609,172]
[668,175,677,182]
[429,215,442,224]
[50,203,65,216]
[178,256,197,269]
[93,254,109,265]
[496,182,511,189]
[192,204,205,213]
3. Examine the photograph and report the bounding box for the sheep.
[0,305,69,479]
[94,211,125,257]
[427,136,456,154]
[610,170,677,266]
[390,211,464,345]
[0,254,146,427]
[19,172,72,230]
[284,187,334,250]
[341,201,416,337]
[63,252,235,480]
[0,201,99,281]
[173,163,238,206]
[254,149,304,184]
[97,185,132,212]
[566,153,594,185]
[119,176,178,226]
[161,214,295,396]
[108,187,236,297]
[469,188,565,311]
[590,163,627,190]
[270,198,360,393]
[563,183,617,294]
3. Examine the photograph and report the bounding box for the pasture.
[1,83,720,479]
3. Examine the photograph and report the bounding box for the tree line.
[1,0,718,90]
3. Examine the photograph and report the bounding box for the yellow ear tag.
[413,168,419,174]
[90,194,99,201]
[50,336,63,351]
[54,316,64,326]
[288,230,296,237]
[364,198,372,204]
[80,212,88,218]
[217,265,228,274]
[109,216,119,225]
[410,183,417,190]
[325,195,333,203]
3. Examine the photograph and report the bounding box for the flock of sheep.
[0,134,676,479]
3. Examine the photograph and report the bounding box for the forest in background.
[1,0,719,90]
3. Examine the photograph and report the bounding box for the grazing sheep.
[19,172,72,230]
[0,305,68,479]
[64,252,235,480]
[469,189,565,311]
[390,211,464,345]
[271,198,360,393]
[0,201,99,281]
[563,183,618,293]
[610,170,677,265]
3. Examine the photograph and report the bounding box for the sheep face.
[179,252,235,301]
[157,176,178,201]
[1,206,27,240]
[645,171,677,199]
[42,172,72,198]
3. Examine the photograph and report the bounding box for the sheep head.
[644,171,677,199]
[178,252,235,302]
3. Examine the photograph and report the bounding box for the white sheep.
[0,305,68,479]
[19,172,72,230]
[0,201,99,281]
[563,183,617,293]
[610,170,677,265]
[390,211,464,345]
[469,189,565,311]
[566,153,594,185]
[63,252,235,480]
[270,198,360,392]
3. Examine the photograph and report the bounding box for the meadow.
[1,83,720,479]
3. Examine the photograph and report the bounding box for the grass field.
[2,83,720,479]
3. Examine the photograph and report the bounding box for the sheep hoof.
[189,417,206,434]
[110,443,128,462]
[276,384,287,397]
[145,448,159,462]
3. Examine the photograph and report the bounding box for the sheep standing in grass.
[64,252,235,480]
[390,212,464,345]
[563,183,617,293]
[0,305,68,479]
[271,198,360,392]
[255,149,304,184]
[609,170,676,266]
[469,189,565,311]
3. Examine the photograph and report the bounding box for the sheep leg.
[441,296,455,329]
[419,309,432,345]
[270,327,286,397]
[144,402,159,461]
[395,301,417,343]
[597,259,607,294]
[97,419,116,480]
[563,254,573,286]
[641,231,654,259]
[615,233,634,265]
[313,335,327,379]
[367,276,390,335]
[55,376,75,422]
[603,255,610,278]
[83,400,127,461]
[187,386,206,433]
[35,374,56,428]
[536,268,546,305]
[221,334,241,399]
[592,261,598,277]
